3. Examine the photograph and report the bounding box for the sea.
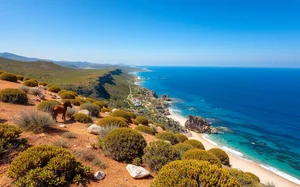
[135,66,300,184]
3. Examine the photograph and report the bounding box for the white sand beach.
[168,109,300,187]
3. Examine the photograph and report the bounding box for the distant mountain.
[0,52,131,70]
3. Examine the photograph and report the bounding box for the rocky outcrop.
[185,115,217,134]
[126,164,150,179]
[161,94,171,101]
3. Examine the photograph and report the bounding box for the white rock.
[59,124,66,128]
[78,109,91,116]
[94,171,105,180]
[126,164,150,179]
[56,96,61,99]
[88,124,102,135]
[104,111,110,115]
[112,108,118,112]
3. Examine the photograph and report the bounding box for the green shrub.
[173,143,194,157]
[0,88,28,104]
[72,113,93,124]
[7,145,90,186]
[182,149,222,168]
[59,91,76,99]
[27,87,42,95]
[46,84,54,87]
[62,132,76,139]
[226,168,258,187]
[16,75,24,81]
[66,107,78,118]
[175,134,188,143]
[18,85,30,93]
[0,72,18,82]
[128,112,136,119]
[94,101,108,108]
[23,80,38,87]
[14,110,56,133]
[208,148,230,166]
[0,124,26,153]
[38,82,47,86]
[101,108,110,113]
[102,128,147,162]
[52,139,68,148]
[97,116,128,127]
[245,172,260,182]
[47,86,61,93]
[135,125,156,135]
[23,77,30,81]
[75,149,96,162]
[62,99,81,106]
[98,124,120,139]
[80,103,100,117]
[155,132,179,145]
[0,70,4,74]
[132,119,139,125]
[154,123,166,130]
[37,100,60,113]
[132,157,142,166]
[85,98,96,103]
[143,140,180,172]
[111,110,131,122]
[92,158,106,169]
[184,139,205,150]
[135,116,149,126]
[151,160,240,187]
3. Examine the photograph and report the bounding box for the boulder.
[185,115,218,134]
[78,109,91,116]
[88,124,102,135]
[94,171,105,180]
[59,124,66,128]
[126,164,150,179]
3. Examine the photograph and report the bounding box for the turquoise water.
[137,67,300,184]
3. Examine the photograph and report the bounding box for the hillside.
[0,57,132,105]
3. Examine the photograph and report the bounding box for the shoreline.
[167,108,300,187]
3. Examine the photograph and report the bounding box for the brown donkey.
[51,101,72,122]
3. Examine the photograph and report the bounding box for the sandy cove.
[168,110,300,187]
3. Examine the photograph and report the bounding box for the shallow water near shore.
[136,66,300,184]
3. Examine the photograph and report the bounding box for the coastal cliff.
[185,115,218,134]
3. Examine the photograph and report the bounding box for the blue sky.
[0,0,300,67]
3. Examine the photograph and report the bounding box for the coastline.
[168,108,300,187]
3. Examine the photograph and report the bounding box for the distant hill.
[0,52,138,71]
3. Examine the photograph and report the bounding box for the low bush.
[27,87,42,95]
[208,148,230,166]
[18,85,30,93]
[143,140,180,172]
[102,128,147,161]
[59,91,76,99]
[154,123,166,130]
[226,168,258,187]
[97,116,128,128]
[155,132,179,145]
[72,113,93,124]
[173,143,194,157]
[0,72,18,82]
[0,70,4,74]
[62,99,81,106]
[132,119,138,125]
[75,149,96,162]
[47,86,61,93]
[132,157,142,166]
[80,103,100,117]
[111,110,131,122]
[62,132,76,139]
[0,124,26,153]
[151,160,240,187]
[135,125,156,135]
[94,101,107,108]
[183,139,205,150]
[175,133,188,143]
[85,98,96,103]
[66,107,78,118]
[245,172,260,182]
[16,75,24,81]
[52,139,68,148]
[23,77,30,81]
[128,112,136,119]
[46,84,54,87]
[7,145,90,186]
[92,158,106,169]
[135,116,149,126]
[14,110,56,133]
[98,124,120,139]
[38,82,47,86]
[101,108,110,113]
[0,88,28,104]
[37,100,60,113]
[23,80,38,87]
[182,149,222,168]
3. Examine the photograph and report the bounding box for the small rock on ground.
[126,164,150,179]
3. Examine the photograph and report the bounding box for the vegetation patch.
[62,99,81,106]
[94,101,108,108]
[182,149,222,168]
[0,124,27,154]
[16,75,24,81]
[7,145,90,186]
[135,125,156,135]
[175,133,188,143]
[151,160,240,187]
[37,100,60,113]
[62,132,76,139]
[0,88,28,104]
[183,139,205,150]
[226,168,258,187]
[173,143,194,157]
[47,86,61,93]
[80,103,100,117]
[97,116,128,128]
[143,140,180,172]
[98,124,120,139]
[101,108,110,113]
[72,113,93,124]
[23,80,38,87]
[111,110,131,122]
[245,172,260,183]
[128,112,136,119]
[0,72,18,82]
[135,116,149,126]
[208,148,230,166]
[38,82,47,86]
[154,123,166,130]
[155,132,179,145]
[14,110,56,133]
[59,91,76,99]
[102,128,147,162]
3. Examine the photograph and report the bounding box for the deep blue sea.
[136,67,300,184]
